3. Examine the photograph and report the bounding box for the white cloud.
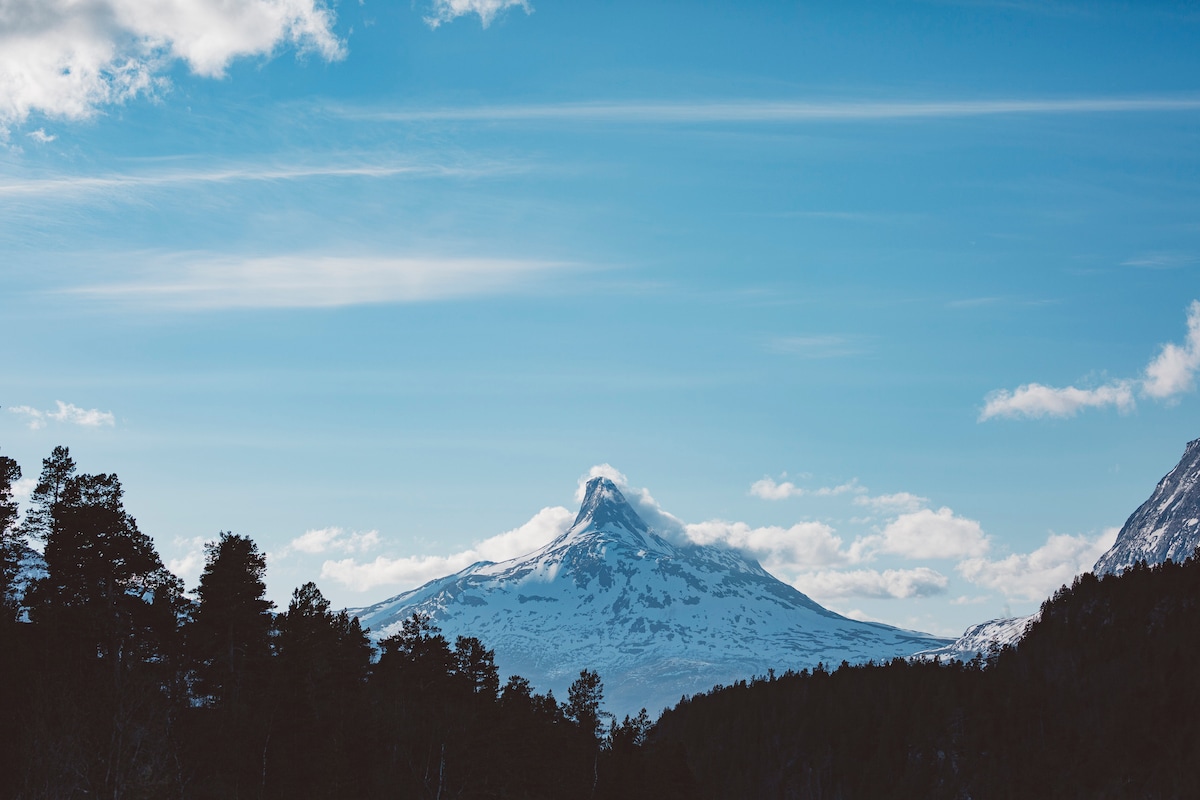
[9,475,35,504]
[1142,300,1200,400]
[979,380,1135,421]
[853,491,929,513]
[25,128,54,142]
[425,0,531,29]
[856,507,990,560]
[166,535,209,588]
[68,254,574,310]
[684,520,850,571]
[286,527,380,556]
[793,567,950,600]
[8,400,115,429]
[981,299,1200,420]
[320,506,574,592]
[750,476,861,501]
[956,527,1118,602]
[0,0,344,132]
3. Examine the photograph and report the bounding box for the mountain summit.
[350,475,948,715]
[1095,438,1200,575]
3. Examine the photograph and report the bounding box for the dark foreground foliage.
[0,447,692,800]
[648,554,1200,799]
[3,444,1199,798]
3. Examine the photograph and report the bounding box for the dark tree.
[19,445,75,544]
[26,470,184,673]
[188,532,274,706]
[565,668,607,740]
[453,634,500,697]
[0,450,22,623]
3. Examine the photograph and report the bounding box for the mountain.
[351,477,949,716]
[934,436,1200,661]
[1094,437,1200,575]
[914,613,1038,662]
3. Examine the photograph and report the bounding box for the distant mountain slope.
[914,613,1038,662]
[351,477,948,716]
[1094,437,1200,575]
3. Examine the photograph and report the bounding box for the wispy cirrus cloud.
[0,160,512,199]
[8,400,115,430]
[766,335,865,359]
[981,300,1200,420]
[67,253,577,310]
[0,0,344,133]
[348,96,1200,125]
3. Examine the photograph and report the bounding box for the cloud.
[957,528,1118,602]
[166,535,209,589]
[853,492,929,513]
[684,520,850,572]
[1142,300,1200,400]
[425,0,531,29]
[1121,252,1195,270]
[981,300,1200,420]
[67,254,575,310]
[0,160,509,199]
[0,0,344,132]
[320,505,574,592]
[793,567,950,600]
[285,527,380,556]
[351,96,1200,124]
[766,335,863,359]
[980,380,1136,420]
[8,400,115,429]
[750,476,861,501]
[856,507,990,560]
[25,128,54,143]
[575,464,690,540]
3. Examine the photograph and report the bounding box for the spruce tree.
[188,532,274,705]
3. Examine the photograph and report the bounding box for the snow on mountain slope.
[350,477,949,716]
[914,613,1038,662]
[1094,437,1200,575]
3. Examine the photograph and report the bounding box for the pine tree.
[0,450,22,623]
[19,445,75,544]
[565,668,607,740]
[188,532,274,705]
[26,470,182,673]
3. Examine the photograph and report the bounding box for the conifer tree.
[0,450,22,623]
[188,532,274,705]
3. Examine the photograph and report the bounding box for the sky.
[1,0,1199,638]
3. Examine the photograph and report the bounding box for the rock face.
[351,477,949,716]
[1094,437,1200,575]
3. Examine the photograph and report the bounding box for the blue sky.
[1,0,1198,636]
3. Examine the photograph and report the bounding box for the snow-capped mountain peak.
[1094,437,1200,575]
[350,473,949,716]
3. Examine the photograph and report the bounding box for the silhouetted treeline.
[648,552,1200,799]
[4,444,1200,799]
[0,446,691,799]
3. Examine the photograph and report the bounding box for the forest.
[2,445,1198,799]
